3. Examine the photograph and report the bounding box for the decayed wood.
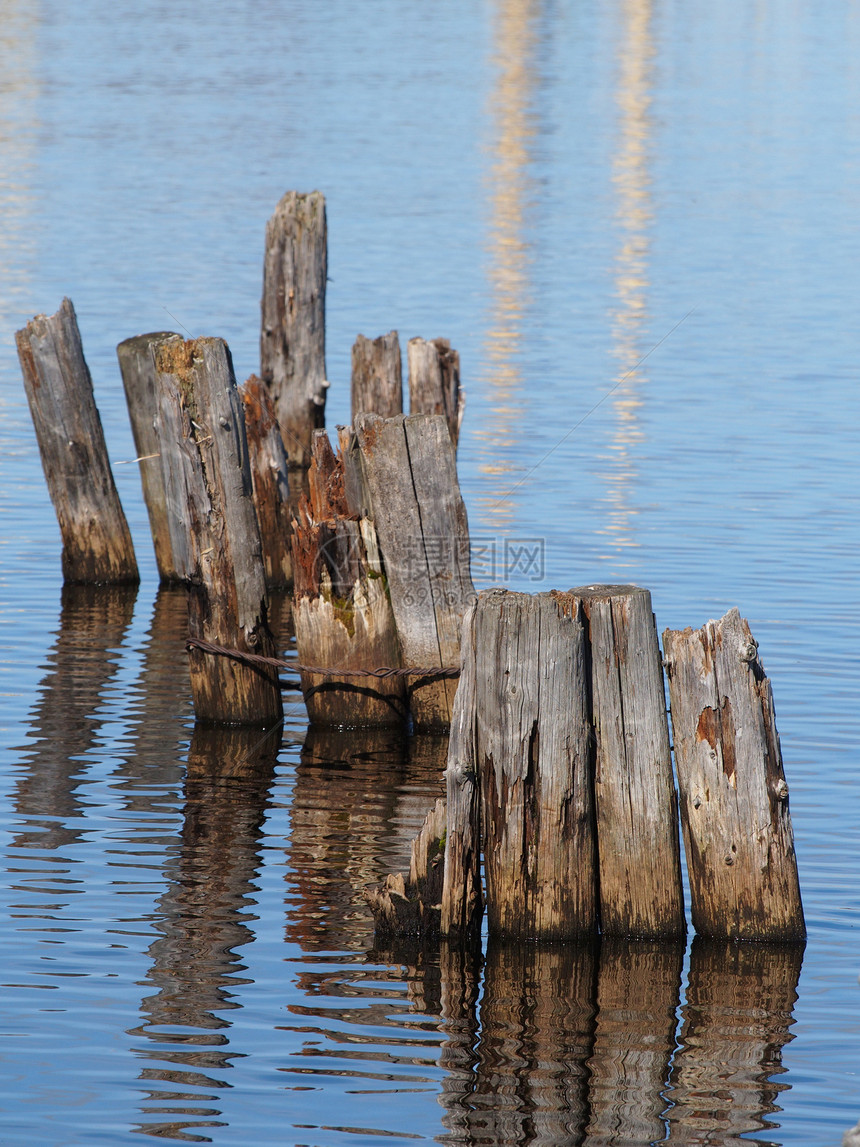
[116,331,182,582]
[354,412,475,730]
[663,607,804,941]
[586,940,682,1144]
[154,336,282,725]
[440,600,482,941]
[476,589,597,940]
[260,190,328,466]
[364,797,447,937]
[239,374,292,590]
[351,331,402,420]
[666,938,802,1144]
[407,337,464,449]
[16,298,139,584]
[291,430,407,727]
[571,583,685,940]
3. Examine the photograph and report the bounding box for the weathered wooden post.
[351,331,402,419]
[260,190,328,467]
[16,298,139,584]
[407,337,463,448]
[475,589,597,940]
[153,336,282,726]
[663,607,804,941]
[572,584,685,940]
[354,412,475,730]
[239,374,292,591]
[291,430,407,727]
[117,330,182,582]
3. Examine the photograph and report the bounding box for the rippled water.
[2,2,860,1143]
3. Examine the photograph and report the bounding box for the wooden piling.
[16,298,139,584]
[260,190,328,466]
[475,589,597,940]
[154,336,282,726]
[663,607,804,941]
[354,412,475,730]
[571,583,685,940]
[351,331,402,420]
[117,330,182,582]
[239,374,293,591]
[440,600,483,942]
[407,337,463,449]
[291,430,407,727]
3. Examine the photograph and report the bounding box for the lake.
[1,1,859,1143]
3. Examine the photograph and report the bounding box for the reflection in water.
[0,0,38,332]
[476,0,540,532]
[132,724,280,1142]
[11,584,137,853]
[286,728,446,953]
[598,0,654,562]
[431,935,802,1147]
[666,939,803,1146]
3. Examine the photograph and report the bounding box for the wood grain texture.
[260,190,328,466]
[351,331,402,420]
[291,430,406,727]
[117,331,182,582]
[571,583,685,940]
[441,601,483,941]
[240,374,292,590]
[354,412,475,730]
[17,298,139,584]
[663,607,804,941]
[407,337,464,449]
[154,336,282,725]
[476,589,597,940]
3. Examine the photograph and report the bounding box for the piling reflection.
[666,938,803,1145]
[286,728,446,953]
[12,584,137,853]
[132,723,280,1141]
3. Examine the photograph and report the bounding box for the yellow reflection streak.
[0,1,39,345]
[598,0,654,561]
[476,0,539,532]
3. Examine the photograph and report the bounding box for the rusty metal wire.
[185,637,460,679]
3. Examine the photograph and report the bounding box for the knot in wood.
[724,854,735,866]
[246,631,259,648]
[775,778,789,801]
[739,640,758,663]
[219,415,230,429]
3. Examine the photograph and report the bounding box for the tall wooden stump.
[291,430,407,727]
[475,589,597,940]
[572,584,685,940]
[260,190,328,467]
[351,331,402,419]
[354,412,475,730]
[16,298,139,584]
[154,336,282,726]
[663,608,804,941]
[407,337,463,448]
[239,374,292,591]
[117,330,182,582]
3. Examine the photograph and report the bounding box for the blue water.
[2,1,860,1143]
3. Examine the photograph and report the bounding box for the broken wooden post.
[407,337,463,449]
[663,607,804,941]
[476,588,597,940]
[16,298,139,584]
[363,797,447,938]
[354,412,475,730]
[351,331,402,420]
[291,430,407,727]
[260,190,328,467]
[117,330,182,582]
[154,336,282,726]
[572,584,685,940]
[239,374,292,591]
